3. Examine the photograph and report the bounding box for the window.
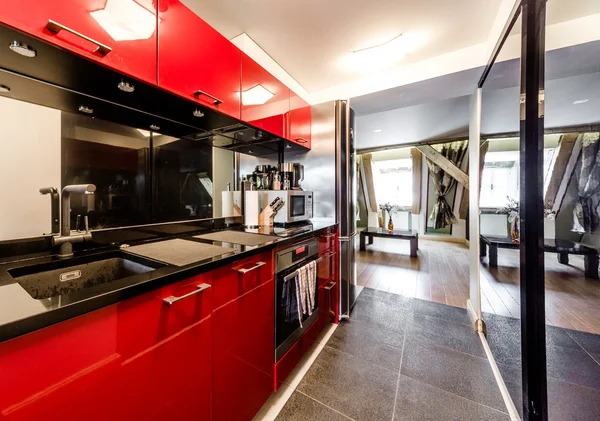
[480,148,555,208]
[372,158,412,207]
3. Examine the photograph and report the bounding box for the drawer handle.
[163,283,211,305]
[323,281,336,291]
[46,20,112,56]
[323,233,336,238]
[237,261,266,274]
[194,89,223,106]
[294,137,308,144]
[327,252,337,258]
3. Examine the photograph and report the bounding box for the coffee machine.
[279,162,304,190]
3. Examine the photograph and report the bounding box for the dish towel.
[282,274,299,324]
[282,259,319,328]
[306,260,317,314]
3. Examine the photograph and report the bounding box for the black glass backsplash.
[60,112,216,231]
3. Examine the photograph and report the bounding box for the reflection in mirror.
[0,93,235,242]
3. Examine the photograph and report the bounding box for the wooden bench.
[359,228,419,257]
[480,234,599,279]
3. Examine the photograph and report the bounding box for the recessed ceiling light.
[90,0,158,41]
[137,129,151,137]
[9,41,37,58]
[117,80,135,93]
[0,85,10,93]
[286,144,292,149]
[150,124,160,131]
[193,108,205,118]
[238,85,274,106]
[78,105,93,114]
[573,99,589,105]
[374,129,382,133]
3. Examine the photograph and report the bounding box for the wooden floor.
[357,236,600,335]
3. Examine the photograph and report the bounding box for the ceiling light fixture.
[150,124,160,131]
[118,80,135,93]
[238,85,274,106]
[193,108,205,118]
[9,41,37,58]
[573,99,589,105]
[0,85,10,93]
[91,0,158,42]
[78,105,94,114]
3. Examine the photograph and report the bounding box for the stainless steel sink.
[8,251,166,300]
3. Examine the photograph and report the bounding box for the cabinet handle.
[327,251,337,258]
[237,261,266,274]
[294,137,308,144]
[46,20,112,56]
[194,89,223,106]
[323,281,336,291]
[163,283,211,305]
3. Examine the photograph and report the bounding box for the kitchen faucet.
[52,184,96,258]
[39,187,60,235]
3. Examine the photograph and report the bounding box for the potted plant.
[379,202,401,232]
[497,196,520,243]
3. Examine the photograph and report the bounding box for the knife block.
[258,206,276,226]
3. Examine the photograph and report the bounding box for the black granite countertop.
[0,218,336,343]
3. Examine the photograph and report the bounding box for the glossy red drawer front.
[241,52,289,137]
[318,249,337,286]
[0,273,213,421]
[0,0,158,84]
[318,228,337,253]
[289,90,311,148]
[158,0,241,118]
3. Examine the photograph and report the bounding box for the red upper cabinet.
[289,90,312,148]
[0,0,158,84]
[157,0,241,119]
[241,52,289,138]
[0,273,213,421]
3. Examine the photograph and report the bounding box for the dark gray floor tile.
[546,325,581,350]
[297,346,397,421]
[407,313,486,358]
[547,344,600,390]
[393,375,510,421]
[358,287,414,307]
[567,328,600,355]
[275,391,351,421]
[351,296,411,334]
[401,336,506,412]
[328,319,404,371]
[412,299,472,327]
[548,377,600,421]
[483,313,522,368]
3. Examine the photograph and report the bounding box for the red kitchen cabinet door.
[241,52,289,137]
[0,273,212,421]
[212,254,275,421]
[158,0,241,118]
[0,0,158,84]
[289,90,312,148]
[318,227,337,254]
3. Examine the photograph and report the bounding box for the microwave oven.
[267,191,313,224]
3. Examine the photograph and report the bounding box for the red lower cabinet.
[0,273,212,421]
[212,251,275,421]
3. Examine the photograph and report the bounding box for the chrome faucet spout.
[53,184,96,258]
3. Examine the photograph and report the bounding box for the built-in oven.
[274,238,321,361]
[267,191,313,224]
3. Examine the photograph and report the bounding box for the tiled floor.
[484,311,600,420]
[273,288,511,421]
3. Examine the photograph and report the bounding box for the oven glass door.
[275,257,320,361]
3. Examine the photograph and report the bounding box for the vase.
[510,218,520,243]
[388,216,394,232]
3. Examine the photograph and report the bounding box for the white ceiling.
[182,0,503,92]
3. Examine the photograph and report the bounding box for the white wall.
[0,97,61,241]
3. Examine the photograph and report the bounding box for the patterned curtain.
[426,141,468,229]
[573,133,600,233]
